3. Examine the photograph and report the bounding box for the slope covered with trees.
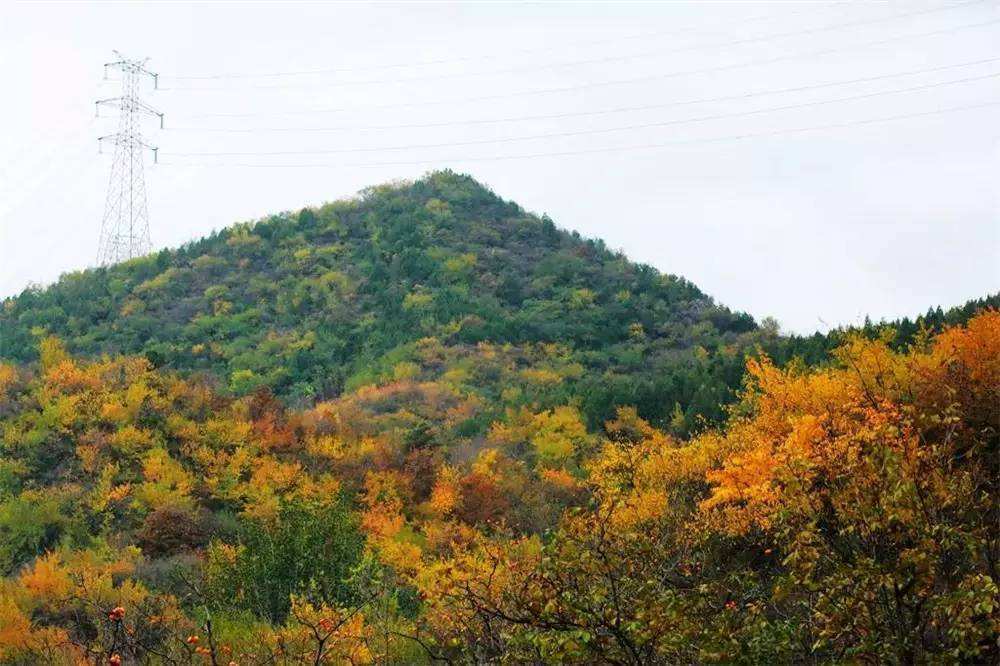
[6,172,991,435]
[0,172,997,663]
[1,171,767,434]
[0,310,996,663]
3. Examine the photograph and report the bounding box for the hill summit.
[2,171,765,431]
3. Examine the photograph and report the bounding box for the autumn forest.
[0,172,997,664]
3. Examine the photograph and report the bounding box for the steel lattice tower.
[95,52,163,266]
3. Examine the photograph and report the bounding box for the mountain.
[0,171,996,663]
[3,171,994,434]
[2,171,994,435]
[1,171,766,433]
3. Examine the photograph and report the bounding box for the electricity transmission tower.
[95,51,163,266]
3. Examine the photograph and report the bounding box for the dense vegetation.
[0,172,996,663]
[2,172,767,435]
[3,172,993,437]
[0,310,996,663]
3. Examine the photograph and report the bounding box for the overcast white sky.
[1,1,998,333]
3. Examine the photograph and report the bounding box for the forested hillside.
[2,171,764,434]
[0,311,996,663]
[3,171,992,434]
[0,172,996,663]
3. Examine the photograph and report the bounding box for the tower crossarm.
[104,51,159,88]
[95,97,164,127]
[97,133,159,158]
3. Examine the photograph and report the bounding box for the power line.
[159,4,841,81]
[157,99,1000,169]
[173,16,1000,118]
[161,71,1000,158]
[158,2,986,91]
[167,56,1000,134]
